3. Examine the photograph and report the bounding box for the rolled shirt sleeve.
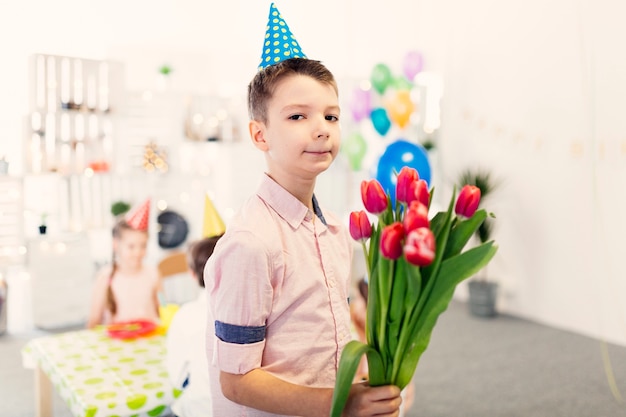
[205,230,276,375]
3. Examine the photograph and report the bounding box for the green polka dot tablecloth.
[22,328,181,417]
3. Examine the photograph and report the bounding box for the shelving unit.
[0,177,24,267]
[25,54,124,176]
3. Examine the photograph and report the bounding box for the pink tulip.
[455,185,481,218]
[403,201,429,233]
[349,211,372,242]
[408,179,429,207]
[380,222,405,260]
[404,227,436,266]
[396,167,419,204]
[361,180,388,214]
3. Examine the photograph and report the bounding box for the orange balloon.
[386,90,414,129]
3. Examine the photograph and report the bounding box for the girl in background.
[87,199,161,328]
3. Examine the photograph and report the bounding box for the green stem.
[390,266,435,382]
[376,258,393,378]
[361,241,370,279]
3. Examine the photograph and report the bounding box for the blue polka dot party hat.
[258,3,307,70]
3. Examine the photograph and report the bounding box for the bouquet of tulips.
[330,166,498,416]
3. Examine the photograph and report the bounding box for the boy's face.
[250,74,340,182]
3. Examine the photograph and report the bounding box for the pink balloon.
[349,88,372,123]
[403,51,424,80]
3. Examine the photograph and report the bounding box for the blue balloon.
[370,108,391,136]
[375,139,431,205]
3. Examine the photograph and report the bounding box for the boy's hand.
[342,382,402,417]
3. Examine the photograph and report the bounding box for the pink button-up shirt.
[205,174,353,416]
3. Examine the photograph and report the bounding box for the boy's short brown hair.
[188,235,223,288]
[247,58,338,124]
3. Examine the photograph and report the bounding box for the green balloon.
[342,132,368,171]
[370,63,393,95]
[391,75,413,91]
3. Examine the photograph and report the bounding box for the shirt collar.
[256,174,340,229]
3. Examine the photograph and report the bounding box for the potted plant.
[110,201,131,218]
[38,212,48,235]
[457,168,499,317]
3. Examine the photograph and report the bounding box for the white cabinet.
[27,233,94,329]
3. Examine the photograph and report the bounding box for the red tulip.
[404,227,436,266]
[455,185,481,218]
[403,201,429,233]
[380,222,405,260]
[361,180,388,214]
[349,211,372,242]
[396,167,419,204]
[409,179,430,207]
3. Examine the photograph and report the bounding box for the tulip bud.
[361,180,388,214]
[349,211,372,242]
[455,185,481,218]
[380,222,405,260]
[404,227,436,266]
[403,201,429,233]
[396,167,419,204]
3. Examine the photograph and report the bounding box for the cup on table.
[158,304,179,333]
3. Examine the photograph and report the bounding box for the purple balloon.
[402,50,424,80]
[349,88,372,123]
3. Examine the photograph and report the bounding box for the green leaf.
[436,241,498,291]
[366,256,380,349]
[443,209,487,258]
[421,187,456,284]
[394,242,498,388]
[375,256,393,366]
[428,211,447,239]
[368,223,381,274]
[404,263,422,315]
[330,341,384,417]
[387,259,407,361]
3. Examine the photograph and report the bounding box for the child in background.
[87,199,161,328]
[204,4,402,416]
[166,234,223,417]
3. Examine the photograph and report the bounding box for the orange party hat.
[203,193,225,237]
[125,198,151,231]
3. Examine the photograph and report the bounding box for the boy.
[166,234,223,417]
[204,4,402,416]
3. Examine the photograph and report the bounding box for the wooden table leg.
[35,366,53,417]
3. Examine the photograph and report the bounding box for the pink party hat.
[125,198,150,231]
[258,3,307,70]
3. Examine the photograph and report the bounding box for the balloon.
[375,139,431,205]
[386,90,414,129]
[341,132,368,171]
[403,50,424,80]
[391,75,413,91]
[370,63,393,95]
[349,88,372,123]
[370,108,391,136]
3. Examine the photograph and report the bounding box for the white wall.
[1,0,625,346]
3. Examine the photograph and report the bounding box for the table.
[22,328,181,417]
